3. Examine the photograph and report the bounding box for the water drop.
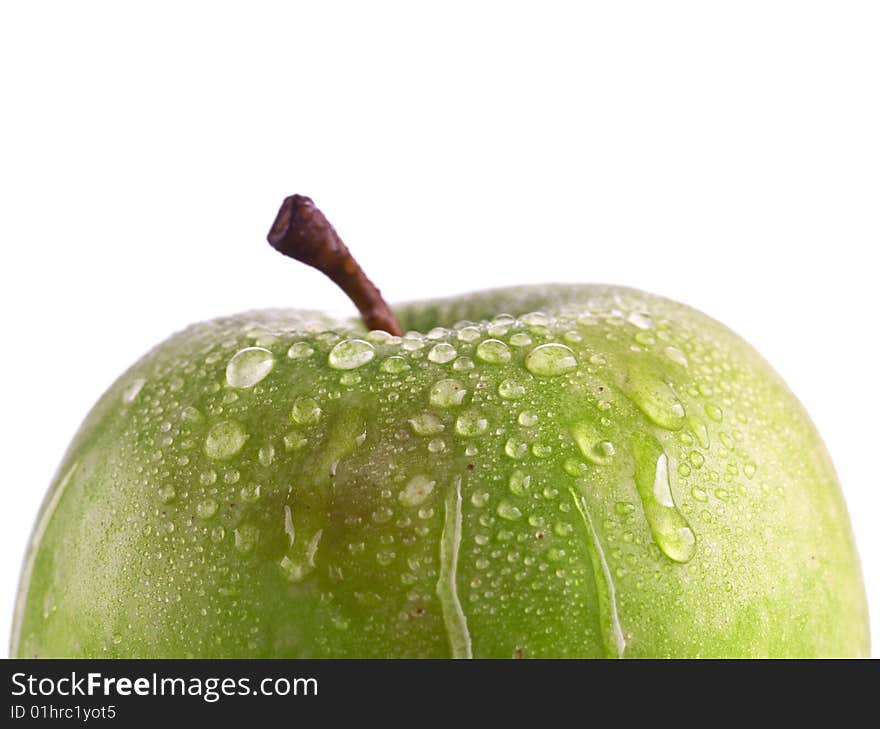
[498,380,526,399]
[366,329,395,345]
[291,397,322,425]
[525,343,577,376]
[376,550,396,566]
[621,370,686,430]
[329,339,375,370]
[427,438,446,453]
[240,483,262,503]
[553,521,574,536]
[430,379,467,407]
[402,333,426,351]
[122,378,146,404]
[197,498,218,519]
[632,432,696,563]
[210,525,225,542]
[496,501,523,521]
[509,332,532,347]
[476,339,511,364]
[181,406,202,422]
[531,443,553,458]
[284,432,307,451]
[381,356,410,374]
[287,342,315,360]
[452,356,474,371]
[428,343,457,363]
[664,346,688,367]
[226,347,275,388]
[398,475,436,507]
[705,403,724,423]
[455,411,489,436]
[158,484,176,504]
[518,411,538,427]
[508,470,531,496]
[205,420,248,459]
[258,444,275,467]
[409,412,445,436]
[457,326,481,342]
[234,523,259,554]
[572,422,615,465]
[628,312,654,329]
[471,491,490,507]
[489,314,516,336]
[504,437,528,460]
[522,311,550,327]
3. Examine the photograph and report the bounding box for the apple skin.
[11,285,869,657]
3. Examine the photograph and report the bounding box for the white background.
[1,2,877,656]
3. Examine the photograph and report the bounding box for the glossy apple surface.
[11,285,869,657]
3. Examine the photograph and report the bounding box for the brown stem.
[267,195,403,336]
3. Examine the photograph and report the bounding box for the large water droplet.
[158,484,176,504]
[287,341,315,360]
[476,339,511,364]
[226,347,275,388]
[428,343,457,363]
[704,403,724,423]
[525,343,577,376]
[291,397,322,425]
[381,356,410,374]
[621,370,686,430]
[196,498,218,519]
[430,379,467,407]
[455,411,488,436]
[498,380,526,399]
[205,420,248,459]
[572,422,615,465]
[632,432,696,563]
[409,412,445,435]
[504,437,528,460]
[398,475,436,507]
[508,470,531,496]
[496,501,523,521]
[329,339,375,370]
[457,326,481,342]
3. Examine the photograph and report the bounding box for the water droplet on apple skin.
[428,343,457,363]
[476,339,511,364]
[430,379,467,407]
[204,420,248,459]
[328,339,375,370]
[631,431,697,563]
[525,343,577,376]
[398,475,436,507]
[226,347,275,388]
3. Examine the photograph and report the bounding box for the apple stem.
[267,195,403,336]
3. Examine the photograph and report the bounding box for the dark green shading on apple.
[11,196,869,657]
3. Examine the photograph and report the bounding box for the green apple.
[11,198,869,658]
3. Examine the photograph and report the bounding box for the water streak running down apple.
[11,196,869,657]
